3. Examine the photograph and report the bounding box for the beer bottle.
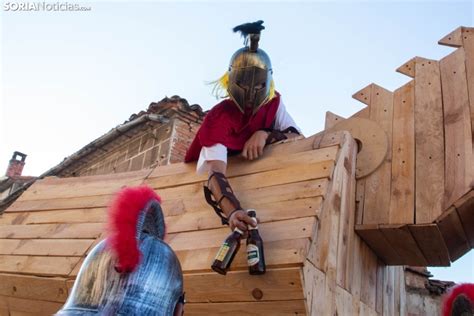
[211,227,243,275]
[246,209,266,275]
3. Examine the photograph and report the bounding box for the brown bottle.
[211,227,243,275]
[246,209,266,275]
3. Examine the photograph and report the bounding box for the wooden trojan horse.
[0,26,472,315]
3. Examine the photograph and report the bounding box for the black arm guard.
[203,172,242,225]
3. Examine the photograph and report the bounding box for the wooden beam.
[165,197,323,234]
[440,48,473,209]
[325,111,345,130]
[0,255,79,276]
[363,84,394,225]
[438,26,463,48]
[437,206,470,261]
[460,27,474,154]
[408,224,450,266]
[177,238,310,273]
[6,195,111,213]
[0,239,94,256]
[379,224,428,266]
[17,170,150,202]
[352,84,373,106]
[454,190,474,247]
[0,208,107,225]
[390,81,415,224]
[396,57,416,78]
[0,223,103,239]
[166,216,316,252]
[355,225,402,265]
[0,295,63,315]
[0,273,68,302]
[184,268,304,303]
[184,300,307,316]
[414,57,445,223]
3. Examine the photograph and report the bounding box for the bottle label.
[247,244,260,266]
[215,243,230,262]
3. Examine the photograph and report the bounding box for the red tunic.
[184,94,280,162]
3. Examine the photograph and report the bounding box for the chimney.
[6,151,27,177]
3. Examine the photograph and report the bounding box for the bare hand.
[241,130,269,160]
[229,210,257,234]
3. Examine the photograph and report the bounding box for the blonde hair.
[210,71,276,103]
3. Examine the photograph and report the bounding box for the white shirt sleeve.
[274,98,301,133]
[196,143,227,174]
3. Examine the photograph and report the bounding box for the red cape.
[185,94,280,162]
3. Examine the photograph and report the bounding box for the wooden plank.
[335,285,353,316]
[325,111,345,129]
[0,223,103,239]
[308,136,353,272]
[177,238,310,273]
[359,242,377,310]
[17,170,150,201]
[344,143,358,293]
[350,235,363,301]
[160,178,329,217]
[408,224,450,266]
[313,130,347,150]
[165,197,323,234]
[355,225,402,264]
[157,160,334,201]
[461,27,474,152]
[396,57,416,78]
[0,239,94,256]
[454,190,474,247]
[383,266,395,316]
[185,300,307,316]
[414,57,445,223]
[302,260,316,314]
[6,195,111,213]
[336,137,357,290]
[352,84,372,106]
[0,208,107,225]
[146,133,321,180]
[437,206,470,261]
[309,262,326,316]
[0,255,79,276]
[184,268,304,303]
[0,296,63,315]
[146,146,339,189]
[440,48,473,209]
[363,84,394,225]
[0,273,68,302]
[379,225,428,266]
[375,261,384,314]
[355,180,365,225]
[167,216,316,252]
[390,80,415,224]
[438,26,463,48]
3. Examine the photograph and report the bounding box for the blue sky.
[1,1,473,282]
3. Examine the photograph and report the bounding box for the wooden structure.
[325,26,473,266]
[0,26,472,315]
[0,132,407,315]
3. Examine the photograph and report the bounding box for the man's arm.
[205,159,255,233]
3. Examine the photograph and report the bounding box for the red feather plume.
[442,283,474,316]
[107,185,161,273]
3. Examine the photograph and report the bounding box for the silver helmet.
[228,21,273,114]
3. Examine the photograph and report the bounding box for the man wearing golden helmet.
[185,20,301,234]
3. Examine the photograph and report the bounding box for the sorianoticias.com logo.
[3,2,92,11]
